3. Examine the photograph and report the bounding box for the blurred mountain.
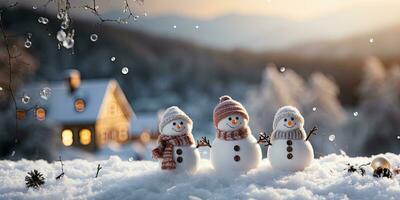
[287,23,400,61]
[125,3,400,51]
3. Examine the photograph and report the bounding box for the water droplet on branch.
[90,34,98,42]
[24,39,32,48]
[328,134,336,142]
[121,67,129,74]
[61,21,69,30]
[57,30,66,41]
[62,37,74,49]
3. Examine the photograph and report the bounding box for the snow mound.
[1,154,400,200]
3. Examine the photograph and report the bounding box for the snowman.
[210,95,262,175]
[152,106,200,173]
[267,106,315,171]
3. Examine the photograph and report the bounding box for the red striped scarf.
[216,126,249,141]
[152,133,194,170]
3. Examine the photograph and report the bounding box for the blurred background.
[0,0,399,161]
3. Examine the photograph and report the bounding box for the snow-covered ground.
[1,153,400,200]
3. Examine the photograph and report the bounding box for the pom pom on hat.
[213,95,249,127]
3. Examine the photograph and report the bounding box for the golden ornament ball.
[371,156,391,170]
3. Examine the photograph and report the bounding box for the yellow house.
[16,70,134,151]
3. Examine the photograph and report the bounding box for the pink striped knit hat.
[213,95,249,127]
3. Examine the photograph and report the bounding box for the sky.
[130,0,400,20]
[9,0,400,20]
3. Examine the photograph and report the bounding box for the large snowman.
[210,95,262,175]
[152,106,200,174]
[267,106,314,171]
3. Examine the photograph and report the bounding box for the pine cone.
[25,169,45,189]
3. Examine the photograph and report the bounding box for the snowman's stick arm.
[257,132,272,146]
[305,126,318,141]
[196,136,212,148]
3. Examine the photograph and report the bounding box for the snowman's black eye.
[173,122,176,126]
[284,118,287,122]
[291,117,294,121]
[235,117,239,120]
[180,121,183,125]
[228,117,232,121]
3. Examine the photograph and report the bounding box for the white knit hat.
[159,106,193,131]
[273,106,304,130]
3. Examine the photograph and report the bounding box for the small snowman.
[267,106,316,171]
[210,95,262,175]
[152,106,200,173]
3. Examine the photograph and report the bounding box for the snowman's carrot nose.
[176,124,181,129]
[287,121,293,126]
[231,119,238,125]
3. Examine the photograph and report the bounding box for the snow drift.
[1,153,400,200]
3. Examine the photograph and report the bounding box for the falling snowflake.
[128,157,134,162]
[328,134,336,142]
[279,67,286,73]
[0,86,3,91]
[110,56,116,62]
[90,34,98,42]
[173,25,177,29]
[121,67,129,74]
[39,87,52,100]
[312,107,317,112]
[369,38,374,43]
[397,135,400,140]
[195,25,199,29]
[353,112,359,117]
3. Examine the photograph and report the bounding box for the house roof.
[16,79,134,124]
[130,113,159,135]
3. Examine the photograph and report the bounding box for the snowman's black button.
[177,156,183,163]
[176,148,183,155]
[287,153,293,159]
[287,140,293,145]
[234,145,240,151]
[234,155,240,162]
[287,146,293,152]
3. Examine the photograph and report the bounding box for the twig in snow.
[95,164,102,178]
[55,156,65,180]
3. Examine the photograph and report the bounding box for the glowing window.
[35,107,46,121]
[79,129,91,145]
[62,129,73,146]
[118,128,128,142]
[140,131,151,143]
[74,99,85,112]
[16,109,26,120]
